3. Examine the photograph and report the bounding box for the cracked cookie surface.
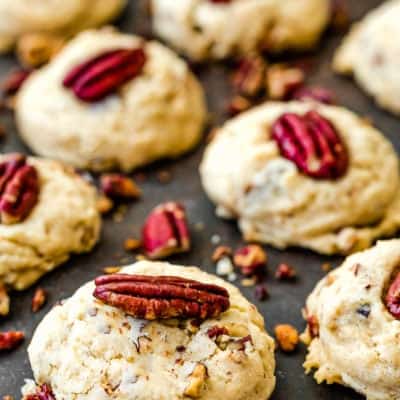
[302,240,400,400]
[24,261,276,400]
[151,0,331,61]
[200,101,400,255]
[334,0,400,115]
[0,156,101,290]
[16,29,207,172]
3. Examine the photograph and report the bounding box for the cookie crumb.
[32,288,47,313]
[124,238,141,252]
[274,324,299,352]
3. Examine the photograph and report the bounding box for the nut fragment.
[17,33,65,68]
[32,288,47,313]
[275,324,299,352]
[275,263,297,280]
[124,238,141,252]
[254,284,269,301]
[386,271,400,319]
[96,195,114,214]
[291,86,336,105]
[63,47,147,102]
[100,174,141,200]
[271,111,349,179]
[24,384,56,400]
[1,69,31,96]
[207,325,229,339]
[227,95,252,116]
[0,284,10,317]
[232,56,267,97]
[0,154,40,224]
[0,331,24,351]
[267,64,304,100]
[94,274,230,320]
[184,363,208,398]
[142,202,190,259]
[212,246,232,262]
[234,245,267,276]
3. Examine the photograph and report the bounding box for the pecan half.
[386,272,400,319]
[142,202,190,259]
[63,47,146,102]
[94,274,230,320]
[0,154,39,224]
[271,111,348,179]
[0,331,24,351]
[24,384,56,400]
[233,245,267,276]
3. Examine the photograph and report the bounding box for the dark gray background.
[0,1,391,398]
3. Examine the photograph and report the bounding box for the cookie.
[333,0,400,115]
[200,101,400,255]
[0,0,126,53]
[23,261,276,400]
[0,154,101,290]
[151,0,331,61]
[15,29,207,172]
[302,239,400,400]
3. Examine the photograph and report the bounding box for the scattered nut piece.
[254,284,269,301]
[124,238,141,252]
[234,244,267,276]
[275,324,299,352]
[321,262,332,272]
[0,284,10,317]
[0,331,24,351]
[267,64,304,100]
[103,266,122,274]
[212,246,232,262]
[96,195,114,214]
[17,33,65,68]
[31,288,47,313]
[1,69,31,96]
[232,55,267,97]
[157,170,172,184]
[227,95,253,116]
[100,174,141,200]
[184,363,208,398]
[207,325,229,339]
[275,263,297,280]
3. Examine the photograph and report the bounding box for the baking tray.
[0,1,392,398]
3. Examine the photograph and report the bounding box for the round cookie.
[23,261,276,400]
[0,154,101,291]
[302,239,400,400]
[333,0,400,115]
[151,0,331,61]
[16,28,207,172]
[0,0,126,53]
[200,101,400,255]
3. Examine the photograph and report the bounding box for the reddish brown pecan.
[63,47,146,102]
[24,384,56,400]
[0,331,24,351]
[271,111,348,180]
[306,314,320,339]
[100,173,141,200]
[234,245,267,276]
[386,272,400,319]
[142,202,190,259]
[207,325,228,339]
[291,86,336,105]
[0,154,39,224]
[2,69,31,95]
[232,56,267,98]
[275,263,297,280]
[94,274,230,320]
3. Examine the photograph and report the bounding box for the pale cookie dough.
[200,101,400,255]
[23,261,276,400]
[302,240,400,400]
[151,0,331,61]
[16,29,207,172]
[0,0,126,53]
[0,156,101,291]
[333,0,400,115]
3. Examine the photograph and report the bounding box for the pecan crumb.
[227,95,253,116]
[321,262,332,272]
[275,263,297,280]
[0,284,10,317]
[32,288,47,313]
[207,325,228,339]
[100,174,141,200]
[184,363,208,398]
[156,170,172,184]
[275,324,299,352]
[124,238,141,252]
[96,195,114,215]
[0,331,24,351]
[254,284,269,301]
[212,246,232,263]
[266,64,304,100]
[1,69,31,96]
[234,245,267,276]
[103,266,122,274]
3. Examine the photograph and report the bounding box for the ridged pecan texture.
[386,272,400,319]
[24,384,56,400]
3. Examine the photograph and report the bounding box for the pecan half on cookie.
[385,271,400,319]
[0,154,39,224]
[63,47,146,102]
[93,274,230,320]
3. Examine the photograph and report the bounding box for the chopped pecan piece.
[227,95,253,116]
[275,324,299,352]
[100,174,141,200]
[94,274,230,320]
[266,64,304,100]
[271,111,348,179]
[0,331,24,351]
[142,202,190,259]
[24,384,56,400]
[306,314,320,339]
[386,272,400,319]
[184,363,208,398]
[232,56,267,97]
[63,47,147,102]
[2,69,31,95]
[275,263,297,280]
[0,284,10,317]
[234,245,267,276]
[124,238,141,252]
[207,325,228,339]
[96,195,114,214]
[254,284,269,301]
[32,288,47,313]
[212,246,232,263]
[0,154,39,224]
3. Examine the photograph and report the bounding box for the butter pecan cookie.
[302,239,400,400]
[23,261,276,400]
[334,0,400,115]
[0,153,101,291]
[16,28,207,172]
[0,0,126,53]
[200,101,400,255]
[151,0,331,61]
